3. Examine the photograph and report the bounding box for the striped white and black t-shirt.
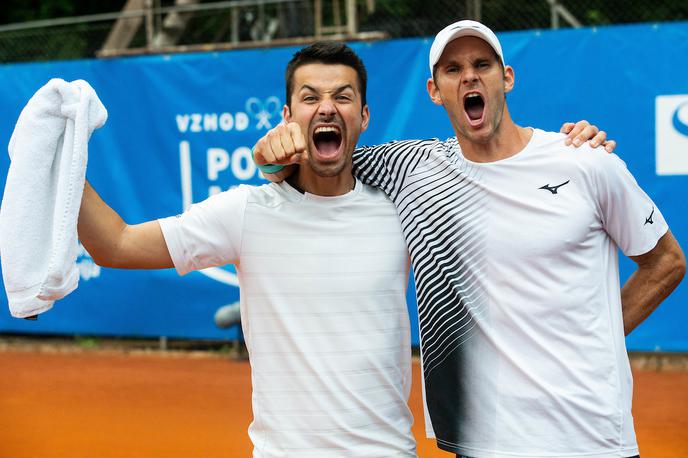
[159,180,416,458]
[353,129,667,458]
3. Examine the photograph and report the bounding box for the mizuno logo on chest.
[539,180,570,194]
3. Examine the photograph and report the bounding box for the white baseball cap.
[428,20,505,76]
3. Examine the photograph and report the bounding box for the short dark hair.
[285,41,367,108]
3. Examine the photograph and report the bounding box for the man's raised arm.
[77,181,173,270]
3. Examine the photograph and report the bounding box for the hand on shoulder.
[559,120,616,153]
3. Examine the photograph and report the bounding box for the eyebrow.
[333,84,355,94]
[298,84,355,94]
[440,56,494,70]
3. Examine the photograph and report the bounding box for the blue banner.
[1,22,686,350]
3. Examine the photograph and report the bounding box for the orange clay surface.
[0,350,686,457]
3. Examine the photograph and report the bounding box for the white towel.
[0,79,107,318]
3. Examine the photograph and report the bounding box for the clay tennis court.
[1,346,686,457]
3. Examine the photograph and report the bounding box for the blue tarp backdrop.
[1,22,687,350]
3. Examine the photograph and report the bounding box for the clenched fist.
[253,122,309,167]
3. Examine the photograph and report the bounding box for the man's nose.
[318,98,336,116]
[462,68,478,85]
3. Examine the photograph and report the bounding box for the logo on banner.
[246,96,281,129]
[656,94,688,175]
[175,96,284,286]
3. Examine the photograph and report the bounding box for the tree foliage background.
[363,0,688,35]
[0,0,686,62]
[0,0,127,25]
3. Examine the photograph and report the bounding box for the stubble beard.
[306,152,350,178]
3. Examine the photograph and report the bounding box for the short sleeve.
[158,185,250,275]
[594,153,668,257]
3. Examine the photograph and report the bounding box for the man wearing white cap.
[410,20,683,457]
[254,20,685,458]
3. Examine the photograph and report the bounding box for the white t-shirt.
[353,129,668,458]
[159,179,416,458]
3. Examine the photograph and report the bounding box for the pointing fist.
[253,122,308,167]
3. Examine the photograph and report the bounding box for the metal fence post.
[145,0,154,48]
[314,0,322,39]
[346,0,357,36]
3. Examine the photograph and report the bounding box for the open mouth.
[313,125,343,160]
[464,93,485,126]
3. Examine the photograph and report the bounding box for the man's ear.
[282,104,291,122]
[427,78,443,106]
[361,105,370,132]
[504,65,515,94]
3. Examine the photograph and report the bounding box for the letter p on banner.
[656,94,688,175]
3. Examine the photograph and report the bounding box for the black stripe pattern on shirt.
[354,137,487,370]
[353,138,488,450]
